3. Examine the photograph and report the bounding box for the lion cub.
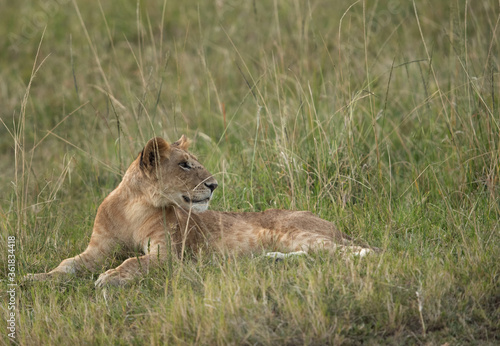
[27,136,375,287]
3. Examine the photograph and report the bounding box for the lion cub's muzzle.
[182,178,218,212]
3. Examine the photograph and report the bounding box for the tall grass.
[1,0,499,344]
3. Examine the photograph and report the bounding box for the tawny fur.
[26,136,376,287]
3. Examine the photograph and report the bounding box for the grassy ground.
[1,0,499,344]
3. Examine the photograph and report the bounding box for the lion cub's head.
[127,136,218,212]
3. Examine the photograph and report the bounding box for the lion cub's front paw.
[95,269,130,287]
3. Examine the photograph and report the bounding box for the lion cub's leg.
[94,233,167,287]
[265,211,374,258]
[300,239,373,258]
[25,226,118,281]
[273,234,373,258]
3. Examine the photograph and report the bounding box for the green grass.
[1,0,499,344]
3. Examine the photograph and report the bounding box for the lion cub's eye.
[179,161,192,170]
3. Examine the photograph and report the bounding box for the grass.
[1,0,499,344]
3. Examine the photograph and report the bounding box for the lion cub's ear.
[173,135,190,151]
[140,137,170,172]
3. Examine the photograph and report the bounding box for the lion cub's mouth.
[182,196,210,204]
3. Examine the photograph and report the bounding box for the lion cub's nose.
[205,181,218,192]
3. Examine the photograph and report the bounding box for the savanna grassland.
[1,0,499,344]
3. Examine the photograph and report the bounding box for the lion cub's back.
[198,209,349,252]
